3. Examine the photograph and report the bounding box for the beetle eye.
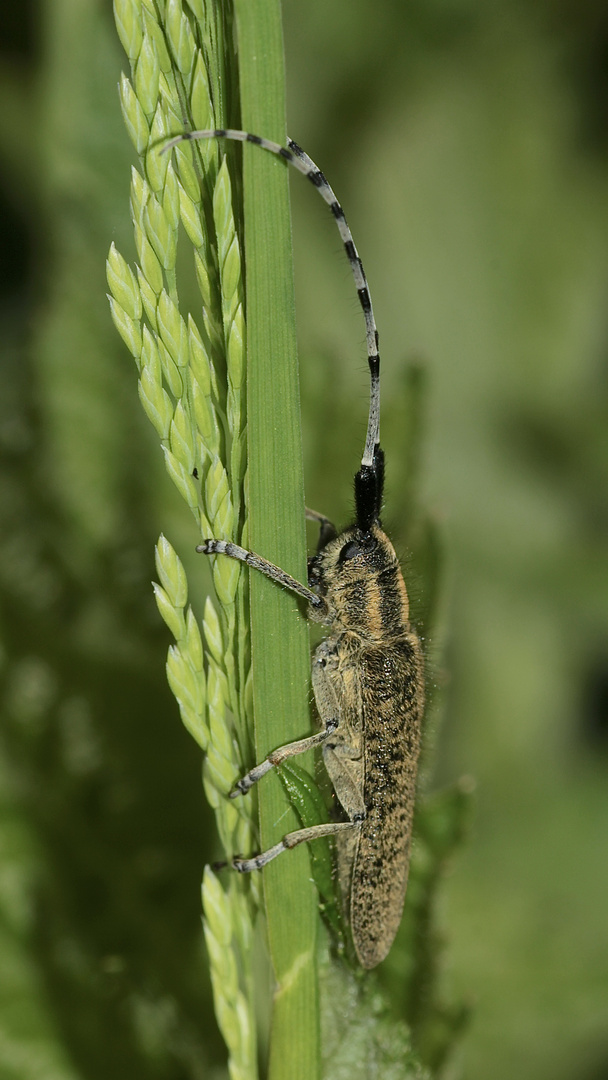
[338,533,378,563]
[339,540,363,563]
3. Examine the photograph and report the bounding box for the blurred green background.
[0,1,607,1078]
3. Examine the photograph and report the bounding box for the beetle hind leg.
[232,820,357,872]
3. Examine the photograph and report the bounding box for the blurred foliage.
[0,0,607,1079]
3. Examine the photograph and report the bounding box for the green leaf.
[279,762,346,953]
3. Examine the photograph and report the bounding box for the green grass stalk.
[233,3,320,1078]
[110,0,320,1076]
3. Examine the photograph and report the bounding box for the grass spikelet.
[110,2,258,1076]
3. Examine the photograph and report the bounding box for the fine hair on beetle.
[163,128,425,969]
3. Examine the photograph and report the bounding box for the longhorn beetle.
[164,129,425,969]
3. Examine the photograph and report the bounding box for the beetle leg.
[230,713,339,797]
[232,819,360,873]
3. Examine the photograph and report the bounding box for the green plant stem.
[234,2,320,1078]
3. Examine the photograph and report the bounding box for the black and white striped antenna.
[163,128,384,530]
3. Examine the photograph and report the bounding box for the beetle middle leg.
[230,637,352,799]
[230,712,340,796]
[230,640,347,796]
[230,645,364,874]
[230,638,366,873]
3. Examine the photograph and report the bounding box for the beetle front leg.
[197,538,324,611]
[305,506,337,549]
